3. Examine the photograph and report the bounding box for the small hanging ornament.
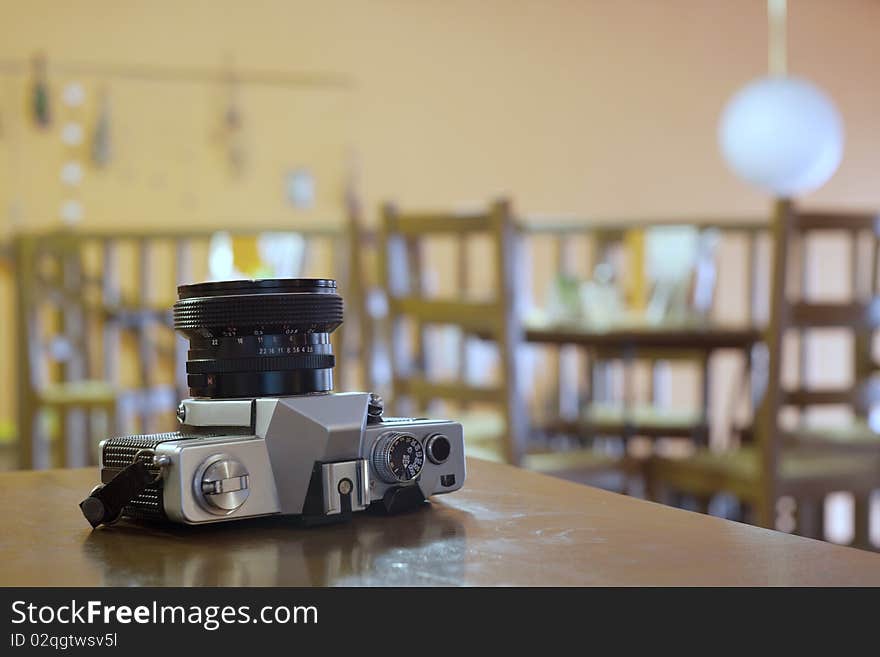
[213,55,246,178]
[61,121,84,146]
[60,160,84,186]
[61,81,85,108]
[30,53,51,129]
[91,87,112,167]
[224,74,245,176]
[60,199,84,225]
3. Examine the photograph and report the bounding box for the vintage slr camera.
[80,278,465,528]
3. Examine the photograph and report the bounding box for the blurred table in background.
[525,319,760,351]
[517,217,767,465]
[2,458,879,586]
[525,319,762,445]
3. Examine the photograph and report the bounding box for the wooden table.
[2,459,878,586]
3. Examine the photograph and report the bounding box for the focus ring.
[173,294,343,330]
[186,354,335,374]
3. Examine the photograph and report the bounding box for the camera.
[80,278,465,528]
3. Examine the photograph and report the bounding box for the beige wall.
[1,0,879,430]
[2,0,879,224]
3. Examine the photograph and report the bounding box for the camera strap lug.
[79,461,155,529]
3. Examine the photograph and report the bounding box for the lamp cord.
[768,0,788,76]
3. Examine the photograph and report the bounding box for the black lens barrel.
[173,278,342,398]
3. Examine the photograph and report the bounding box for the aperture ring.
[189,333,330,348]
[186,353,335,375]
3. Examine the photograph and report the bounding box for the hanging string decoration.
[91,87,112,167]
[224,75,245,176]
[58,80,87,225]
[214,57,246,178]
[30,53,51,129]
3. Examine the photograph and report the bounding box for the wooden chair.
[14,234,117,469]
[378,198,622,478]
[339,188,385,393]
[12,223,350,468]
[647,201,880,547]
[776,210,880,457]
[379,199,526,465]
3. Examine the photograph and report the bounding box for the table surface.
[2,460,879,586]
[525,320,761,350]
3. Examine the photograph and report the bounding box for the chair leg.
[94,403,118,465]
[670,491,687,509]
[17,406,35,469]
[52,408,69,468]
[107,403,117,438]
[755,496,774,530]
[627,457,650,499]
[796,497,825,541]
[84,408,97,466]
[642,461,659,503]
[854,493,871,550]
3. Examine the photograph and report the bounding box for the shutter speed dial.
[371,432,425,483]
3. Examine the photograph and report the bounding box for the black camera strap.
[79,461,154,528]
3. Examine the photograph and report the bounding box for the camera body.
[98,393,465,525]
[81,278,467,528]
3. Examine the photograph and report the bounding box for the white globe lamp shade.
[718,76,844,196]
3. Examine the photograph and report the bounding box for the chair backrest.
[755,200,880,523]
[378,198,527,464]
[14,233,94,393]
[11,225,348,431]
[341,189,384,393]
[781,209,880,415]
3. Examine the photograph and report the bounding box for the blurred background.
[1,0,879,549]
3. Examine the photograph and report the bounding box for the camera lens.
[173,278,343,398]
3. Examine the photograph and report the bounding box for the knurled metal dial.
[371,432,425,483]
